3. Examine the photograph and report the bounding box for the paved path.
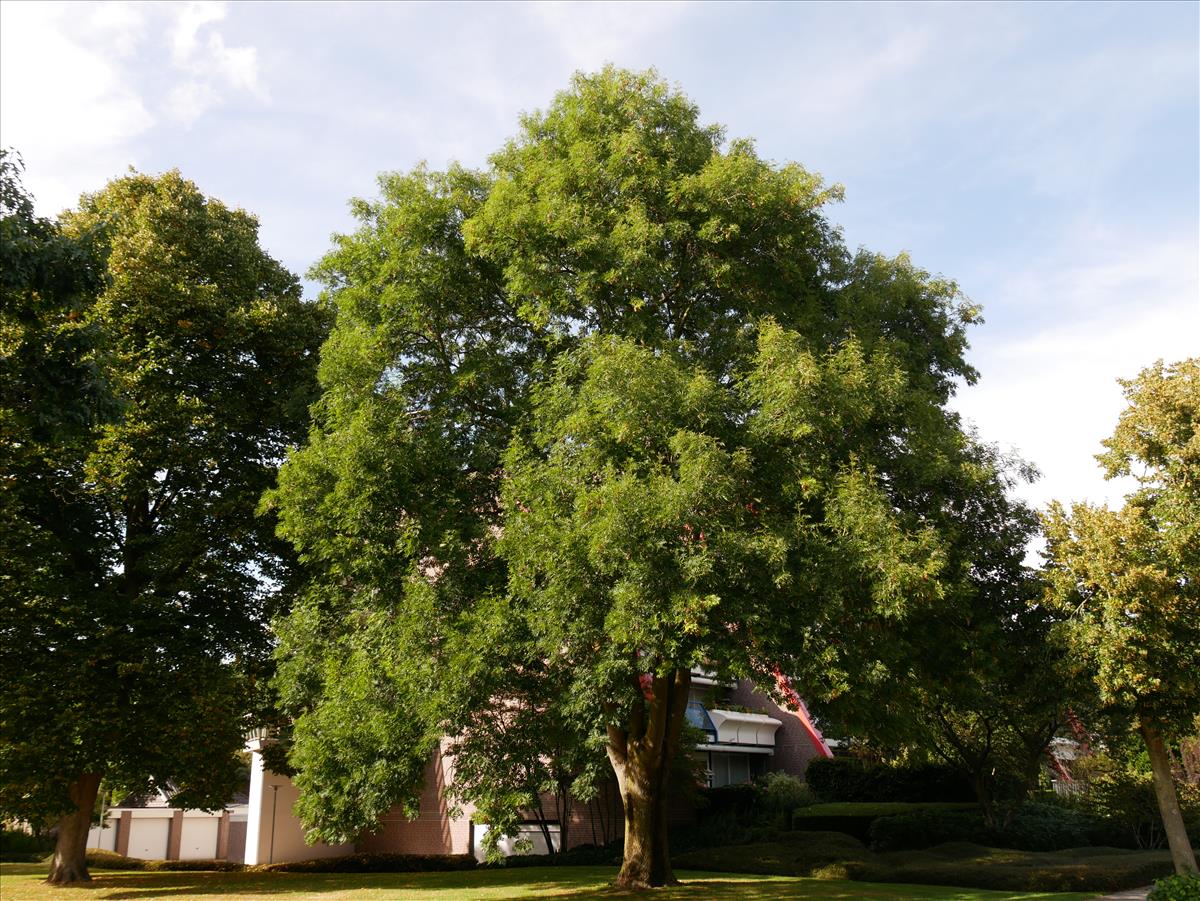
[1089,888,1151,900]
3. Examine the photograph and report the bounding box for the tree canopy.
[0,155,328,883]
[270,67,1021,887]
[1043,357,1200,873]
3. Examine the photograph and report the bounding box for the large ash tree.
[271,68,1015,887]
[0,157,327,884]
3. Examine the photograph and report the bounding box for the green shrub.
[755,772,812,824]
[869,802,1099,852]
[673,829,873,877]
[1149,873,1200,901]
[670,811,751,853]
[487,842,621,867]
[0,828,54,856]
[699,783,758,822]
[255,852,476,873]
[804,757,973,803]
[1079,769,1200,849]
[85,849,244,871]
[675,836,1174,893]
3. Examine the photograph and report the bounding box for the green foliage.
[0,156,328,826]
[484,843,622,869]
[1044,358,1200,739]
[255,853,477,874]
[1149,873,1200,901]
[804,758,975,803]
[1072,758,1200,850]
[271,67,1026,861]
[869,803,1103,852]
[673,833,1173,893]
[756,773,813,818]
[85,849,244,871]
[0,826,54,861]
[1043,358,1199,871]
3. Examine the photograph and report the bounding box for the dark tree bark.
[607,667,691,889]
[1141,721,1199,874]
[46,773,101,884]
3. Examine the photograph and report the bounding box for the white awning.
[707,709,782,747]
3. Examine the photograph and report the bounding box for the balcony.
[686,699,781,752]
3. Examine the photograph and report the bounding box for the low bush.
[670,811,752,853]
[85,849,244,871]
[1149,873,1200,901]
[674,833,1174,893]
[1081,769,1200,849]
[756,772,812,827]
[487,842,621,868]
[869,802,1101,852]
[255,852,477,873]
[0,829,54,854]
[0,828,54,862]
[674,829,874,878]
[699,783,758,823]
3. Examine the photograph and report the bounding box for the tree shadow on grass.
[8,867,1094,900]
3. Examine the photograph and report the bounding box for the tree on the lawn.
[0,157,327,884]
[271,68,1011,888]
[1043,358,1200,874]
[810,440,1088,825]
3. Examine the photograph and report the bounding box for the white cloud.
[953,230,1199,513]
[529,0,691,70]
[0,0,265,212]
[0,1,154,213]
[169,2,263,99]
[166,81,220,129]
[89,1,148,59]
[171,0,227,63]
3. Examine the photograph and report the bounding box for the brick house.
[240,670,833,864]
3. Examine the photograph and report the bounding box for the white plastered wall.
[244,741,354,864]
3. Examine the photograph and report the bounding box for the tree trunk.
[607,667,691,889]
[616,758,673,887]
[46,773,101,884]
[971,770,998,829]
[1141,721,1199,874]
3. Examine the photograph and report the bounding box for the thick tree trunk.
[607,667,691,889]
[1141,721,1199,874]
[46,773,101,884]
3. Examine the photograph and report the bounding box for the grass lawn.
[0,862,1100,900]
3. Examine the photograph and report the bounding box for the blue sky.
[2,0,1196,516]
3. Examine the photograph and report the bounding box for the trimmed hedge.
[673,831,1175,893]
[805,757,974,803]
[487,843,621,868]
[255,852,477,873]
[0,829,54,862]
[86,850,244,871]
[1149,873,1200,901]
[869,802,1101,852]
[84,849,477,874]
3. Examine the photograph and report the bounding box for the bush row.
[805,757,974,803]
[869,802,1102,852]
[85,848,475,873]
[86,850,246,871]
[672,830,1176,894]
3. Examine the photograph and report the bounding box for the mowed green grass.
[0,862,1099,900]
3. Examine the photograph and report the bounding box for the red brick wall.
[356,749,473,855]
[356,752,703,855]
